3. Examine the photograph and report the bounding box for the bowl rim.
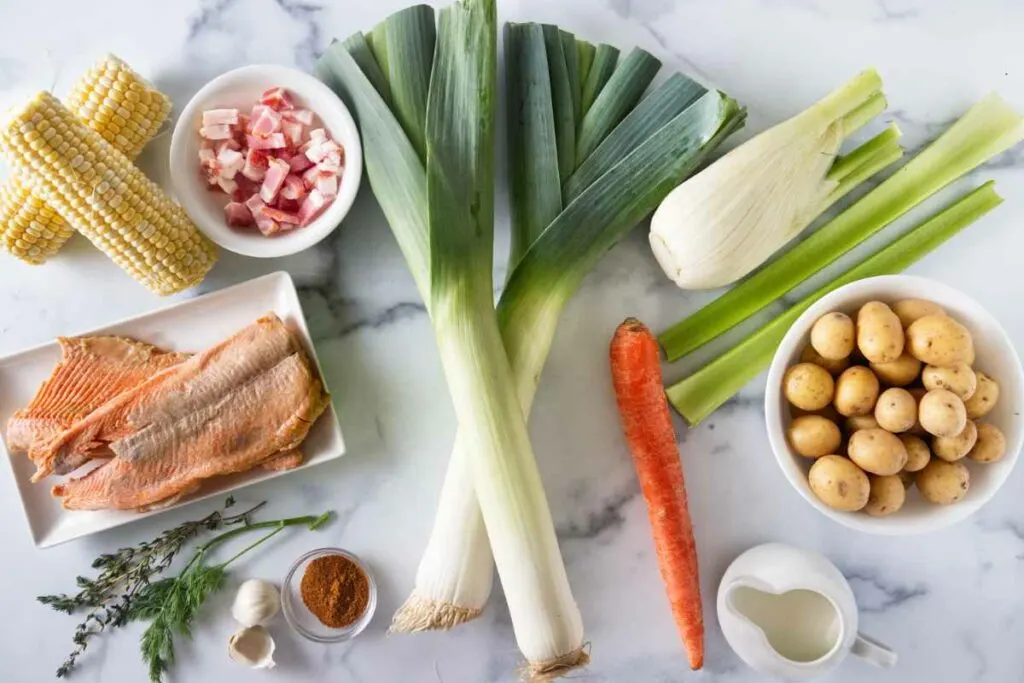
[280,546,377,643]
[168,64,363,258]
[765,274,1024,535]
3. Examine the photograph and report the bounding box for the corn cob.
[0,92,216,294]
[0,55,172,264]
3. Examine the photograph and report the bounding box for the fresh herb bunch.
[40,497,331,680]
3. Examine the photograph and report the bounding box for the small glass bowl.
[281,547,377,643]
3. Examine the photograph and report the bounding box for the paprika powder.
[300,554,370,628]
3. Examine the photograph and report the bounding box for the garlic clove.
[232,578,280,627]
[228,625,276,669]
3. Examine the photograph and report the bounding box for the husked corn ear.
[0,54,173,265]
[66,54,172,160]
[0,92,217,295]
[0,176,75,264]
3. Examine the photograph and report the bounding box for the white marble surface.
[1,0,1024,681]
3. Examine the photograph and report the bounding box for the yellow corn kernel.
[0,54,172,264]
[0,92,217,295]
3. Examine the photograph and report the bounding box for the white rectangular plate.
[0,272,345,548]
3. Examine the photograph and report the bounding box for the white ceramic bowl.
[766,275,1024,535]
[169,65,362,258]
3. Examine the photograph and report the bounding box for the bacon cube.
[203,108,240,127]
[259,158,291,203]
[280,174,307,201]
[200,124,233,140]
[314,171,338,199]
[283,108,314,125]
[260,87,295,111]
[298,189,328,226]
[225,201,253,227]
[247,133,287,150]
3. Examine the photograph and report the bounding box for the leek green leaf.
[339,34,392,104]
[541,25,576,180]
[381,5,436,159]
[580,43,618,117]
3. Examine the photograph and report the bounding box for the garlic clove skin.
[232,579,280,627]
[228,625,276,669]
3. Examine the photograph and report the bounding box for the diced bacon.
[280,174,307,201]
[247,133,287,150]
[309,128,327,143]
[216,147,245,180]
[260,87,295,111]
[304,141,329,164]
[298,189,328,226]
[198,147,216,165]
[241,148,269,182]
[282,120,304,145]
[283,108,314,125]
[216,176,238,195]
[250,106,283,136]
[315,171,338,199]
[275,197,301,213]
[301,165,320,189]
[288,153,313,173]
[254,214,281,236]
[224,201,253,227]
[215,139,242,155]
[244,194,266,215]
[261,207,302,225]
[317,157,342,175]
[259,158,290,203]
[200,124,233,140]
[231,175,258,202]
[203,108,239,127]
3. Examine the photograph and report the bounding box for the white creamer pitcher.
[717,543,897,681]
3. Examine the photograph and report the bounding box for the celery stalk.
[659,94,1024,361]
[666,181,1003,424]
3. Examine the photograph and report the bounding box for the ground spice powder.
[300,554,370,628]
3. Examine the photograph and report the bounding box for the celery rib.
[659,93,1024,362]
[666,182,1003,425]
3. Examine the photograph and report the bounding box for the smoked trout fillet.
[6,337,187,454]
[30,314,304,482]
[53,352,328,511]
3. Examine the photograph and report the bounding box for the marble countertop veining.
[2,0,1024,681]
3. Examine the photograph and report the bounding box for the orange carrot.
[610,317,703,670]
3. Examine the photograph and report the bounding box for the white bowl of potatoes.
[766,275,1024,534]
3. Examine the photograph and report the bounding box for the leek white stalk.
[650,69,900,290]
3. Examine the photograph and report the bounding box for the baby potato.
[788,415,842,458]
[891,299,946,328]
[864,475,906,517]
[964,371,1000,419]
[800,345,851,376]
[833,366,880,417]
[931,420,978,462]
[916,459,970,505]
[918,389,967,438]
[856,301,905,363]
[922,363,976,401]
[845,414,880,434]
[874,388,917,433]
[870,353,922,387]
[783,363,835,412]
[905,315,973,366]
[848,428,908,476]
[811,312,856,361]
[808,455,870,511]
[968,422,1007,463]
[899,434,931,472]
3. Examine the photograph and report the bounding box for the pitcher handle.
[852,633,897,668]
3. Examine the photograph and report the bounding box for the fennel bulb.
[650,69,896,290]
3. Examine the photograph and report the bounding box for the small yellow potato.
[968,422,1007,463]
[870,353,922,387]
[845,414,880,434]
[918,389,967,438]
[856,301,905,363]
[783,363,835,411]
[833,366,880,417]
[891,299,946,328]
[931,420,978,462]
[899,434,931,472]
[864,475,906,517]
[788,415,842,458]
[916,459,970,505]
[874,387,917,433]
[922,363,977,401]
[811,312,856,361]
[964,371,1000,419]
[848,428,908,476]
[905,315,973,366]
[808,455,870,511]
[800,344,851,376]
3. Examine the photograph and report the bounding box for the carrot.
[610,317,703,670]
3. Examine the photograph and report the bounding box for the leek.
[659,92,1024,362]
[386,20,744,638]
[650,69,902,291]
[666,182,1003,424]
